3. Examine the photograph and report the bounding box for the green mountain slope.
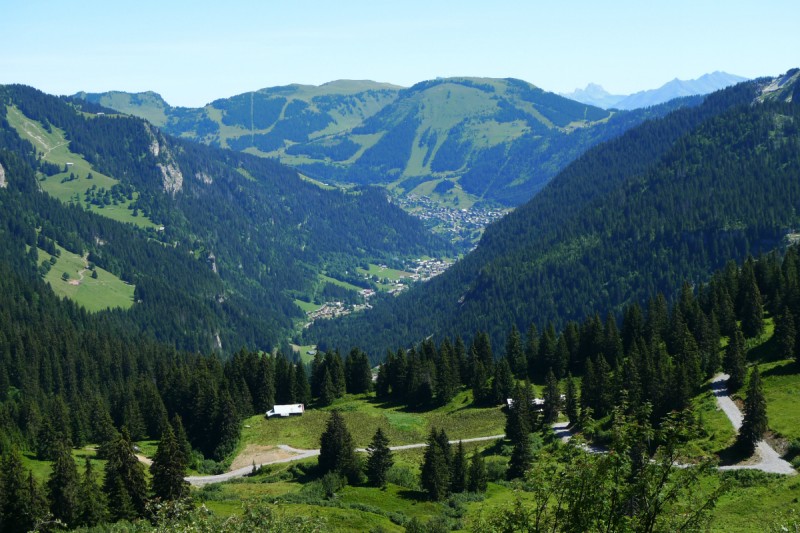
[75,78,686,207]
[308,70,800,360]
[0,84,449,354]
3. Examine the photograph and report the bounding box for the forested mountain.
[309,69,800,362]
[0,84,448,355]
[75,78,688,207]
[562,71,747,110]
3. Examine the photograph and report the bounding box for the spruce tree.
[737,366,768,455]
[724,328,747,392]
[47,441,80,528]
[450,440,467,493]
[506,325,526,379]
[150,425,189,501]
[320,367,336,406]
[78,458,107,527]
[294,362,312,406]
[565,372,579,425]
[505,383,532,444]
[213,390,240,461]
[542,368,562,424]
[467,450,487,493]
[492,357,515,405]
[171,414,193,467]
[420,428,451,501]
[774,308,796,361]
[102,428,147,521]
[318,410,359,483]
[739,268,765,338]
[365,427,393,488]
[0,449,46,533]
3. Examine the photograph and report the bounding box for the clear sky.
[2,0,798,107]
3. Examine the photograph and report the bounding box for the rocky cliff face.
[0,162,6,188]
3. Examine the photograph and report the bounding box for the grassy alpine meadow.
[6,105,156,229]
[756,359,800,443]
[37,243,135,312]
[240,389,505,451]
[708,470,800,532]
[356,262,414,282]
[689,381,738,458]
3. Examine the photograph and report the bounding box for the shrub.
[386,464,419,490]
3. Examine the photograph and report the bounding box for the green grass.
[38,243,135,312]
[356,263,413,282]
[6,105,155,229]
[319,274,363,293]
[22,446,106,483]
[689,382,737,457]
[294,298,324,314]
[290,343,318,364]
[709,471,800,531]
[756,359,800,442]
[240,389,505,451]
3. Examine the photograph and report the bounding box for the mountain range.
[0,84,448,355]
[561,71,748,109]
[309,69,800,360]
[74,78,691,207]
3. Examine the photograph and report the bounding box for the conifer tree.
[739,272,765,338]
[0,449,46,533]
[565,372,579,425]
[471,359,491,406]
[507,432,532,480]
[47,440,80,528]
[525,323,540,381]
[774,308,796,361]
[505,383,532,444]
[171,414,193,467]
[506,325,526,379]
[102,428,147,521]
[78,458,107,527]
[542,368,562,424]
[320,367,336,406]
[294,362,312,406]
[420,428,451,501]
[492,357,515,404]
[150,425,189,501]
[365,427,393,488]
[213,390,240,461]
[450,440,467,493]
[737,366,768,455]
[724,328,747,392]
[318,410,359,483]
[467,450,487,493]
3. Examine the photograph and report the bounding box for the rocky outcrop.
[158,163,183,195]
[0,162,6,188]
[195,171,213,185]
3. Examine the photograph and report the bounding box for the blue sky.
[2,0,798,107]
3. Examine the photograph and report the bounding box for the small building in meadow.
[266,404,305,418]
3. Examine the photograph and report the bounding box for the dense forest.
[310,72,800,361]
[0,84,449,354]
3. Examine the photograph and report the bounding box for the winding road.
[184,375,795,486]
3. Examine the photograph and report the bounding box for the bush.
[485,458,507,482]
[386,464,419,490]
[320,471,345,499]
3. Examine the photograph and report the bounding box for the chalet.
[265,403,305,418]
[506,397,545,410]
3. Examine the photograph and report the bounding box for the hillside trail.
[711,373,796,475]
[183,375,796,486]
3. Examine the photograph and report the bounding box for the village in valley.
[303,257,453,327]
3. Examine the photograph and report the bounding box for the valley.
[1,69,800,532]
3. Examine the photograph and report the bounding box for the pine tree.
[450,440,467,493]
[565,372,579,425]
[420,428,451,501]
[724,328,747,392]
[102,428,147,521]
[320,367,336,406]
[171,414,193,467]
[506,325,526,379]
[467,450,487,493]
[739,271,765,338]
[150,425,189,501]
[365,428,393,488]
[505,383,532,444]
[525,323,540,381]
[0,449,46,533]
[78,458,107,527]
[542,368,562,424]
[318,411,359,484]
[774,308,796,361]
[507,433,532,480]
[737,366,768,455]
[47,441,80,528]
[492,357,515,404]
[213,390,240,461]
[294,361,312,406]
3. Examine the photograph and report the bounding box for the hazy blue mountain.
[614,71,748,109]
[560,83,625,108]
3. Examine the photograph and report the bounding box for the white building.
[265,404,305,418]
